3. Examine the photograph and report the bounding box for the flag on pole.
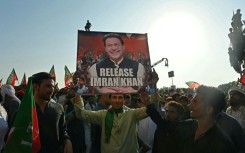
[64,65,73,87]
[4,78,41,153]
[186,81,200,89]
[49,65,56,82]
[6,68,18,86]
[0,78,2,88]
[21,73,27,86]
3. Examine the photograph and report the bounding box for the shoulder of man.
[240,106,245,118]
[49,99,64,109]
[3,98,20,109]
[177,119,197,131]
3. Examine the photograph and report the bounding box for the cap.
[1,84,16,97]
[228,87,245,96]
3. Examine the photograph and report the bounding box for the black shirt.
[184,123,236,153]
[216,112,245,153]
[147,104,236,153]
[36,100,70,153]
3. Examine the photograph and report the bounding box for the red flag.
[32,103,41,153]
[64,65,73,87]
[240,73,245,85]
[4,78,41,153]
[6,68,18,86]
[21,73,27,86]
[49,65,56,82]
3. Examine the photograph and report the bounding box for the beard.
[44,97,52,101]
[42,94,52,101]
[229,100,240,107]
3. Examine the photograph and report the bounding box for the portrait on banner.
[76,31,151,94]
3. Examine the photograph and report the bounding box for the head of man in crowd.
[124,94,131,107]
[172,93,181,102]
[179,95,189,108]
[165,101,185,121]
[189,85,226,120]
[32,72,55,101]
[110,94,125,109]
[228,87,245,108]
[103,33,125,64]
[85,95,95,104]
[0,84,19,102]
[98,94,110,107]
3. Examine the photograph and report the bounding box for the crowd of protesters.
[1,70,245,153]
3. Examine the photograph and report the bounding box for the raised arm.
[73,95,104,126]
[145,68,170,127]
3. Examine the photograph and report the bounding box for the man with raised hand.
[73,92,152,153]
[146,70,236,153]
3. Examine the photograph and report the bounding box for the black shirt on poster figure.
[88,33,145,94]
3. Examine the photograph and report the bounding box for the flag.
[4,78,41,153]
[240,73,245,85]
[6,68,18,86]
[21,73,27,86]
[0,78,2,88]
[186,81,200,89]
[49,65,56,82]
[64,65,73,87]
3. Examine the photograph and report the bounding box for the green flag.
[185,81,200,89]
[49,65,56,82]
[64,65,73,87]
[20,73,27,86]
[4,78,41,153]
[6,68,18,86]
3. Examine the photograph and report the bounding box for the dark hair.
[179,95,189,103]
[109,94,125,99]
[103,33,124,46]
[195,85,226,116]
[166,101,185,120]
[172,93,181,101]
[32,72,54,85]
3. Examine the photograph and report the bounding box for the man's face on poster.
[105,37,125,63]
